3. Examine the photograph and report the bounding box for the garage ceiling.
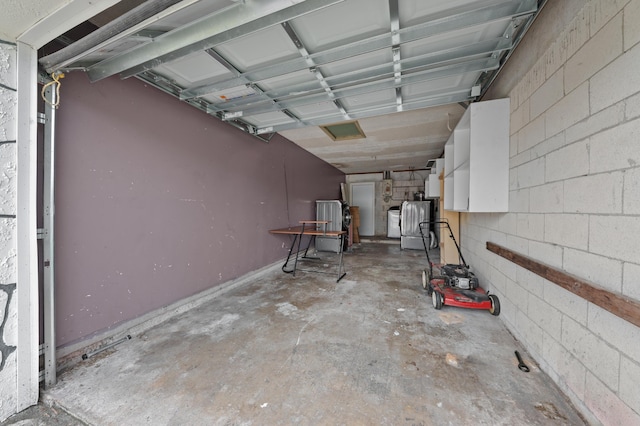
[38,0,542,174]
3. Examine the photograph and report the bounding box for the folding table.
[269,220,347,282]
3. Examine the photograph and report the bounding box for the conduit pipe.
[41,78,57,388]
[40,0,183,72]
[81,335,132,360]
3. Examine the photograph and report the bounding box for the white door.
[350,182,375,236]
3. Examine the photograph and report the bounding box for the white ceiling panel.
[242,111,297,128]
[257,69,320,92]
[399,0,501,27]
[215,25,300,71]
[146,0,238,32]
[202,85,259,105]
[159,51,232,85]
[400,23,501,60]
[318,49,392,78]
[402,74,478,100]
[340,89,396,110]
[289,0,390,52]
[78,37,150,64]
[288,101,341,119]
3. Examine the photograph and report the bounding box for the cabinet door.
[468,98,509,212]
[443,98,509,212]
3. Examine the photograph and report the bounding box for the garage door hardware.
[82,335,132,360]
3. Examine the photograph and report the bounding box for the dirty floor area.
[3,242,585,425]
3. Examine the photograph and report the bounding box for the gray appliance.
[316,200,351,252]
[400,201,431,250]
[387,206,400,238]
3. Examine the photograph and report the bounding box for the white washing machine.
[387,207,400,238]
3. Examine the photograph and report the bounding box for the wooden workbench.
[270,221,347,282]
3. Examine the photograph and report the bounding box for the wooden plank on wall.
[486,242,640,329]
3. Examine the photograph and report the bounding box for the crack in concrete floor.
[7,243,586,425]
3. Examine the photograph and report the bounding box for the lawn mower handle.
[419,220,469,268]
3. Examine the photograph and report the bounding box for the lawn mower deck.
[423,272,499,315]
[419,221,500,316]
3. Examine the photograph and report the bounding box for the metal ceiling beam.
[201,48,300,124]
[475,0,548,99]
[389,0,403,111]
[209,57,499,118]
[255,90,472,134]
[180,0,536,99]
[18,0,121,49]
[133,70,279,142]
[280,21,349,120]
[207,36,511,112]
[204,49,240,79]
[205,24,311,127]
[136,70,184,97]
[65,0,541,143]
[43,0,201,72]
[40,0,184,72]
[329,37,510,88]
[86,0,344,82]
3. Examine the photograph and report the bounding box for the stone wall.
[460,0,640,423]
[0,40,18,422]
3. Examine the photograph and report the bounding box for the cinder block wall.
[0,40,18,422]
[460,0,640,424]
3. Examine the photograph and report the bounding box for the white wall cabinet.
[443,98,509,212]
[425,158,444,198]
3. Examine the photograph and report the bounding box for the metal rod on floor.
[81,335,132,360]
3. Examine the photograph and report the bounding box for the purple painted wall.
[55,72,344,347]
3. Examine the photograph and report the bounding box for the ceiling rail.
[211,57,499,118]
[40,0,184,72]
[86,0,343,82]
[180,0,536,100]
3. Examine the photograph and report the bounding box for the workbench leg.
[282,233,300,274]
[292,223,307,277]
[336,234,347,282]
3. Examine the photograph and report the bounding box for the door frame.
[349,182,375,236]
[12,0,122,414]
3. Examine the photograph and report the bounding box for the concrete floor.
[4,242,586,425]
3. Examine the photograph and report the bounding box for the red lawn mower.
[419,220,500,316]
